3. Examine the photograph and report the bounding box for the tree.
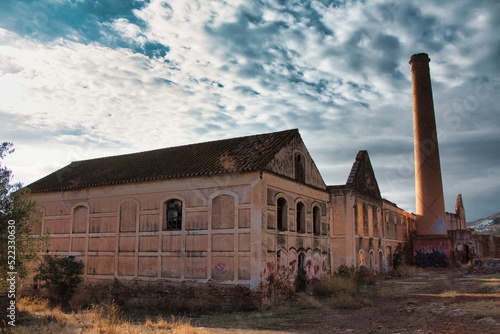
[34,255,84,302]
[0,142,45,292]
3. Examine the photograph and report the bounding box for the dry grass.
[83,302,123,334]
[8,297,210,334]
[17,296,50,312]
[313,276,357,296]
[13,296,77,334]
[296,294,322,309]
[312,267,376,309]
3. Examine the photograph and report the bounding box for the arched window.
[296,202,305,233]
[120,202,137,232]
[165,199,182,231]
[277,197,287,231]
[313,206,320,235]
[295,153,305,182]
[359,250,365,267]
[73,205,88,234]
[212,194,235,229]
[386,246,392,268]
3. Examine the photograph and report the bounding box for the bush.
[34,255,84,303]
[336,264,355,279]
[355,266,375,286]
[313,266,375,297]
[393,243,414,270]
[314,275,357,296]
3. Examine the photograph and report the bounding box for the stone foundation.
[25,279,262,313]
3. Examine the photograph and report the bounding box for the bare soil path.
[194,268,500,334]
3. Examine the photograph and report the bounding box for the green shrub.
[34,255,84,302]
[336,264,354,279]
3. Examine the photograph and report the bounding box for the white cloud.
[1,0,499,220]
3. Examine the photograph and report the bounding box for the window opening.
[277,197,287,231]
[165,199,182,230]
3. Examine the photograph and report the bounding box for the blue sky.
[1,0,499,221]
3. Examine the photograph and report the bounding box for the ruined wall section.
[29,172,264,289]
[262,173,330,286]
[352,192,384,271]
[446,212,462,231]
[264,135,326,190]
[328,187,355,269]
[382,200,415,267]
[327,187,415,271]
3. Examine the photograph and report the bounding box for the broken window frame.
[165,199,182,231]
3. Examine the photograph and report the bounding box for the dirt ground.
[192,267,500,334]
[8,266,500,333]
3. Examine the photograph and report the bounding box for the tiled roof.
[28,129,299,193]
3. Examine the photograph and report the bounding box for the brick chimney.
[409,53,451,258]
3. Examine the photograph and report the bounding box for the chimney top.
[409,53,430,65]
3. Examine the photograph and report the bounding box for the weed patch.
[313,265,375,297]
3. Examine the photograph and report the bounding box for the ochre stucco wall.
[31,172,263,288]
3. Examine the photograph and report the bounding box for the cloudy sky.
[1,0,499,221]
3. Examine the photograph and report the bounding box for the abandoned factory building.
[27,128,465,289]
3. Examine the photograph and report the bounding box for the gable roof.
[28,129,300,193]
[346,150,381,199]
[327,150,381,199]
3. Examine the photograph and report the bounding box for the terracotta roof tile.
[28,129,299,193]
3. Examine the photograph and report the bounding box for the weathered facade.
[29,124,495,292]
[28,130,333,290]
[28,129,418,290]
[26,53,499,297]
[329,151,414,272]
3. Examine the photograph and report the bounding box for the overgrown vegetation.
[313,265,376,309]
[34,255,84,303]
[393,242,414,270]
[261,261,296,305]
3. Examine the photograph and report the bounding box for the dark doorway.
[296,253,306,292]
[464,244,470,263]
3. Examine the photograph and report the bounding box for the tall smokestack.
[409,53,450,258]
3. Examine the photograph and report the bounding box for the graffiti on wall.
[414,250,449,268]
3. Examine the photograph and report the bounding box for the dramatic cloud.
[1,0,499,220]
